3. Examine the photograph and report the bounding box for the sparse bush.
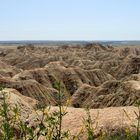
[83,108,95,140]
[0,83,76,140]
[0,85,140,140]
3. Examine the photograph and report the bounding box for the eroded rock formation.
[0,44,139,108]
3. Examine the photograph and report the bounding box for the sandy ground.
[60,106,137,135]
[0,45,17,49]
[29,106,138,139]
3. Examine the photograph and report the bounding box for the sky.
[0,0,140,41]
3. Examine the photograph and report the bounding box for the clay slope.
[0,89,138,140]
[114,56,140,79]
[0,44,139,108]
[0,88,37,118]
[71,80,140,108]
[0,60,21,77]
[0,64,114,106]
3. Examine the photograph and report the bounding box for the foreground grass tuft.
[0,85,140,140]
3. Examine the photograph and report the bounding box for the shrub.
[0,85,140,140]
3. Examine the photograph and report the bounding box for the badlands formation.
[0,43,140,138]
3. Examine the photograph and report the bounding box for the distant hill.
[0,40,140,46]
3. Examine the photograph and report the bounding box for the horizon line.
[0,40,140,42]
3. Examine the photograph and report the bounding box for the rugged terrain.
[0,43,140,139]
[0,44,139,108]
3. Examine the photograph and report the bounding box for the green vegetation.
[0,84,140,140]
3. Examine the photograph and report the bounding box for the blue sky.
[0,0,140,40]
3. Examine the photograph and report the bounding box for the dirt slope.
[0,44,139,108]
